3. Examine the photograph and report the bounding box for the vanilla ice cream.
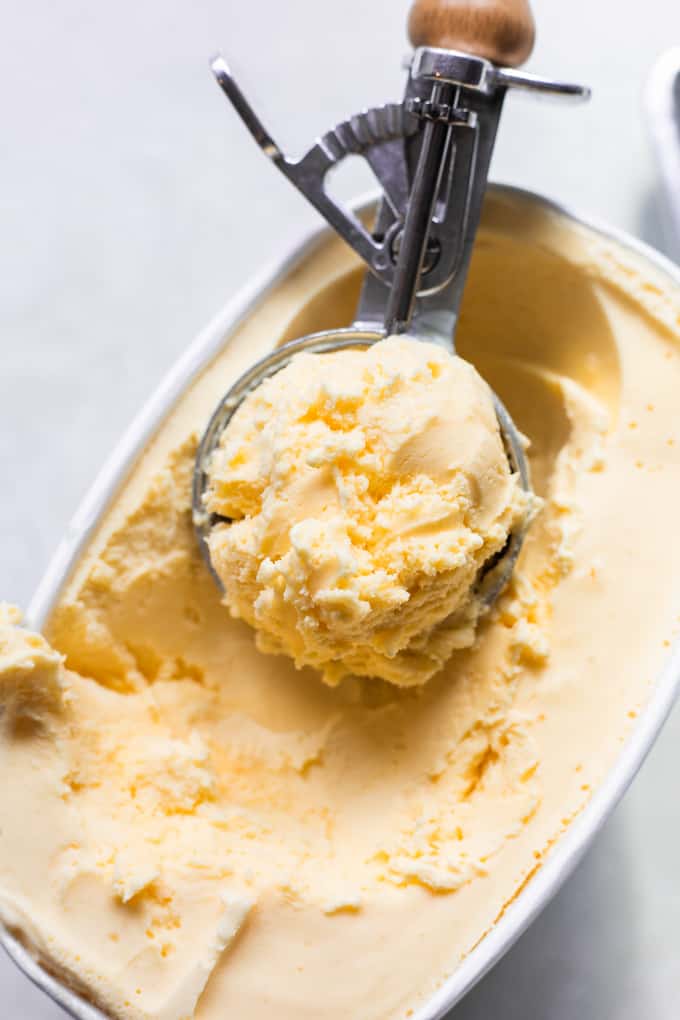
[205,337,528,686]
[1,192,680,1020]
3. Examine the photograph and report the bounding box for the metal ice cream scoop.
[193,0,590,607]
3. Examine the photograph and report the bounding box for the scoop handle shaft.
[408,0,535,66]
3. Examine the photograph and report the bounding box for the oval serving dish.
[4,184,680,1020]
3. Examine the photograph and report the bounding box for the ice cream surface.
[205,336,527,686]
[1,192,680,1020]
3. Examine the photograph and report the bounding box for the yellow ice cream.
[205,337,528,686]
[1,192,680,1020]
[0,602,65,719]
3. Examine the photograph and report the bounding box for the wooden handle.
[408,0,535,67]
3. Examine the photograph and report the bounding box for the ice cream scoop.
[193,0,589,640]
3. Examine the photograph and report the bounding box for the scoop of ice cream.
[205,336,527,686]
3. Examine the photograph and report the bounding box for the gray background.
[1,0,680,1016]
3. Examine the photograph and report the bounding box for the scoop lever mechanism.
[211,50,589,343]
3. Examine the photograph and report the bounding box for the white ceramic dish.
[4,183,680,1020]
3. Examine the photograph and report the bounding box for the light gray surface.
[1,1,680,1017]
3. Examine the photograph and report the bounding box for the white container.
[5,184,680,1020]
